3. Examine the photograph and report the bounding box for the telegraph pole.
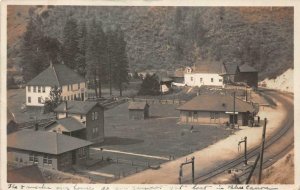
[258,118,267,184]
[232,91,236,126]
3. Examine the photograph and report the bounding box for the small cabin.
[128,102,150,120]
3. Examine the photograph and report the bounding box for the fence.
[128,97,185,105]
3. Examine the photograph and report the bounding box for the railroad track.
[183,91,293,184]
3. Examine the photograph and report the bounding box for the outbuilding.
[177,94,255,126]
[128,102,150,120]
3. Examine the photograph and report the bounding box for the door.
[229,115,238,124]
[81,93,84,101]
[72,151,76,165]
[188,112,193,123]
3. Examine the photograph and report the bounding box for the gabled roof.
[224,63,238,75]
[190,60,225,74]
[238,64,258,73]
[45,117,85,132]
[128,102,149,110]
[27,64,85,87]
[8,165,45,183]
[177,94,255,113]
[7,130,92,155]
[54,101,102,115]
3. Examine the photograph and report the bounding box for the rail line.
[183,91,293,184]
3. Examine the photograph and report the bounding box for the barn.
[177,94,256,126]
[235,64,258,88]
[128,102,150,120]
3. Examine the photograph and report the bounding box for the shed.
[235,64,258,88]
[128,102,150,120]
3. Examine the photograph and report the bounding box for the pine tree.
[86,18,107,98]
[62,18,79,69]
[20,15,48,82]
[76,21,88,76]
[112,28,129,96]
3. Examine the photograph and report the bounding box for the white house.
[184,61,226,87]
[26,63,87,107]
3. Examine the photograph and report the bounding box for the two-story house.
[53,101,104,143]
[26,63,86,107]
[184,60,226,87]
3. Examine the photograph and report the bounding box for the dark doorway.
[72,151,76,165]
[230,115,238,124]
[81,93,84,101]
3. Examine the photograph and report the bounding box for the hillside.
[7,6,293,80]
[260,68,293,93]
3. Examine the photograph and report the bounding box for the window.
[193,111,197,115]
[33,86,36,92]
[200,78,203,82]
[191,77,193,81]
[67,96,70,100]
[15,156,19,162]
[80,115,83,119]
[210,112,219,119]
[78,148,86,158]
[67,85,70,91]
[38,97,42,103]
[28,97,31,103]
[29,153,38,164]
[78,83,80,89]
[38,86,41,93]
[42,86,45,93]
[71,84,73,91]
[92,112,95,120]
[43,155,52,165]
[219,79,223,82]
[211,78,214,82]
[95,112,98,120]
[64,96,66,101]
[28,86,31,92]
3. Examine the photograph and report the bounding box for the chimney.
[65,101,68,118]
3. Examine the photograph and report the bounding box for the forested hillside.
[7,6,293,81]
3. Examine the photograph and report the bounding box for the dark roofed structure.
[54,101,101,115]
[8,130,92,155]
[177,94,254,113]
[224,63,238,75]
[7,165,45,183]
[128,102,150,120]
[238,64,257,72]
[177,94,255,126]
[27,64,85,87]
[45,117,85,132]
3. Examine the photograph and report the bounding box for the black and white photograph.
[1,1,298,189]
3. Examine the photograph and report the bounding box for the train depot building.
[177,94,256,126]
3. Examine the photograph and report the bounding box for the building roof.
[8,165,45,183]
[45,117,85,132]
[177,94,255,113]
[238,64,258,73]
[191,60,225,74]
[7,130,92,155]
[54,101,101,115]
[27,64,85,87]
[128,102,149,110]
[224,63,238,75]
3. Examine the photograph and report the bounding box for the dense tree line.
[20,11,129,97]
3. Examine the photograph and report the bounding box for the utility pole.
[238,136,248,166]
[246,153,260,184]
[178,156,195,184]
[232,91,236,126]
[258,118,267,184]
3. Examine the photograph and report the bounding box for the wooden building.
[128,102,150,120]
[7,130,92,171]
[234,64,258,88]
[177,94,255,126]
[54,101,105,143]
